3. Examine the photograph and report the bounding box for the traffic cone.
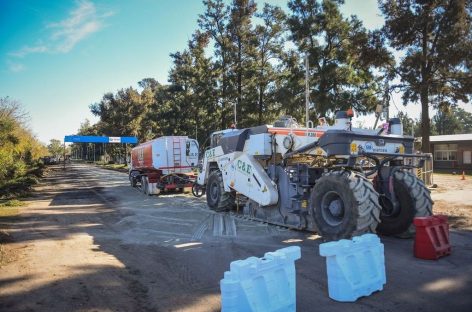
[461,171,466,180]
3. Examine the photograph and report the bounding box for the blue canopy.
[64,135,138,144]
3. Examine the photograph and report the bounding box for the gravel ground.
[0,163,471,312]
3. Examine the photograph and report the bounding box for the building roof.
[430,133,472,142]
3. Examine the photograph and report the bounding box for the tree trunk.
[221,58,227,130]
[237,40,242,127]
[258,84,263,124]
[420,11,431,154]
[420,86,431,153]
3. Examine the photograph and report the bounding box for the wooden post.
[63,141,66,169]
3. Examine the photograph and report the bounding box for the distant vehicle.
[42,156,58,165]
[129,136,199,195]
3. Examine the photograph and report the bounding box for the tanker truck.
[129,136,199,195]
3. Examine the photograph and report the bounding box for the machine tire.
[206,171,234,212]
[377,170,433,237]
[192,183,205,197]
[310,171,381,241]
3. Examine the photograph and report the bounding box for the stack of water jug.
[220,233,386,311]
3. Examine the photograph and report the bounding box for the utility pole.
[63,141,66,169]
[305,53,310,128]
[234,101,237,128]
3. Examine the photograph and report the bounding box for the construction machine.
[195,113,433,240]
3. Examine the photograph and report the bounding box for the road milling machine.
[196,112,433,240]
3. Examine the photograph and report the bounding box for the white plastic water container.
[319,234,386,302]
[220,246,301,312]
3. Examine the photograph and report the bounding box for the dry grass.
[0,230,16,267]
[97,163,128,172]
[0,200,23,217]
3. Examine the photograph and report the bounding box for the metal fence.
[416,153,434,186]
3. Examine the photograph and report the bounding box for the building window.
[434,144,458,161]
[464,151,472,164]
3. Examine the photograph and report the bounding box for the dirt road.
[1,164,472,311]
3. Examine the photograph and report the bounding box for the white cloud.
[10,45,48,58]
[7,61,26,73]
[48,0,113,53]
[48,0,96,30]
[54,20,101,53]
[9,1,113,57]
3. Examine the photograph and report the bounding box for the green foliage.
[432,107,472,135]
[86,0,470,152]
[0,97,46,198]
[0,199,23,207]
[397,111,421,136]
[287,0,393,121]
[47,139,63,157]
[379,0,472,152]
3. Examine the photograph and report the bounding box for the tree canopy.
[86,0,471,150]
[0,97,47,195]
[380,0,472,152]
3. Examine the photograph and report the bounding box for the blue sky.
[0,0,439,144]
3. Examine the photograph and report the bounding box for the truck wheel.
[310,171,381,241]
[192,183,205,197]
[377,170,433,237]
[141,176,148,195]
[206,171,234,212]
[129,171,138,187]
[130,175,137,187]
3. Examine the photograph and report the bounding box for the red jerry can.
[414,215,451,260]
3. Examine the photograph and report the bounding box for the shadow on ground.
[1,164,472,311]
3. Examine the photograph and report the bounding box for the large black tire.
[377,170,433,237]
[310,171,381,241]
[206,171,234,212]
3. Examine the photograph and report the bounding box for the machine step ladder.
[172,138,182,173]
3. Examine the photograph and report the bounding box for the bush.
[0,199,23,207]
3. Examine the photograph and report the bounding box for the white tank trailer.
[129,136,199,195]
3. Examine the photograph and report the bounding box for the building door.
[464,151,472,165]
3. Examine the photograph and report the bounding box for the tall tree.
[252,4,286,124]
[433,106,472,135]
[89,87,152,141]
[166,32,221,144]
[198,0,233,129]
[379,0,472,152]
[275,50,306,123]
[228,0,257,127]
[47,139,63,157]
[397,111,421,136]
[287,0,393,123]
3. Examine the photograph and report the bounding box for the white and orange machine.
[196,113,432,241]
[129,136,199,195]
